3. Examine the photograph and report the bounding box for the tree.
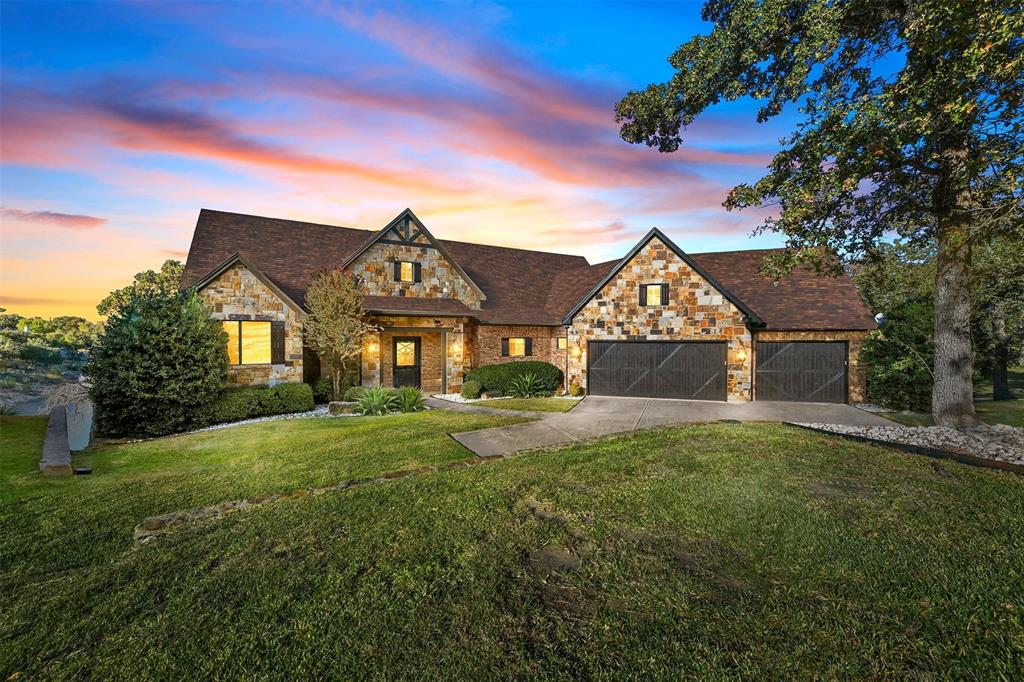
[971,232,1024,400]
[616,0,1024,427]
[97,260,184,316]
[303,268,373,401]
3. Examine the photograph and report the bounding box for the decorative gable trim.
[560,227,765,327]
[191,251,305,315]
[341,208,487,301]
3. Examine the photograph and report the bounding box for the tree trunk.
[991,306,1012,400]
[332,366,342,402]
[931,145,979,427]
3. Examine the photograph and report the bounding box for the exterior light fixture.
[570,346,581,358]
[874,312,887,326]
[736,348,748,363]
[368,341,379,353]
[450,341,462,352]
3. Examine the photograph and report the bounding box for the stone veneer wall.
[566,237,753,400]
[473,325,568,376]
[199,263,303,385]
[360,316,469,393]
[755,330,870,402]
[349,242,482,308]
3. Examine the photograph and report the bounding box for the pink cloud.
[0,207,106,229]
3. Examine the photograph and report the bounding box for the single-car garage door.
[588,341,727,400]
[755,342,847,403]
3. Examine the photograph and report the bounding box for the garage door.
[755,342,847,403]
[588,341,727,400]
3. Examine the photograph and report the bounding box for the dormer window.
[394,261,421,283]
[640,283,669,306]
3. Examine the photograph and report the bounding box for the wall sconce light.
[570,346,581,358]
[450,341,462,353]
[736,348,747,363]
[368,341,379,353]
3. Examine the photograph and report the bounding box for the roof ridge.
[199,208,370,234]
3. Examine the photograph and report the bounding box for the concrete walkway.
[447,395,894,457]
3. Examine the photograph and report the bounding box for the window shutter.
[393,261,401,281]
[661,283,670,305]
[501,338,509,357]
[525,338,533,356]
[414,262,422,283]
[271,321,285,364]
[639,285,647,306]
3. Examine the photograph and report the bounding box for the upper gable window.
[394,261,420,284]
[640,283,669,307]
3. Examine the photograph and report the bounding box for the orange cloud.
[1,207,106,229]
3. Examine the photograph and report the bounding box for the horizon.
[1,1,793,321]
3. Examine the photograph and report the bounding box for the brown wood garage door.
[755,341,848,403]
[587,341,727,400]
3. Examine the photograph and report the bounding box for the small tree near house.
[303,268,374,401]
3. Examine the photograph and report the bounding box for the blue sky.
[1,1,793,319]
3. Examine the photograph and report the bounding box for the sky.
[1,0,795,321]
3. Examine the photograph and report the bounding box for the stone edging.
[787,422,1024,476]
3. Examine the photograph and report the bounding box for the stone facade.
[199,263,303,385]
[566,237,753,401]
[359,316,471,393]
[473,324,568,375]
[349,242,483,308]
[755,330,869,402]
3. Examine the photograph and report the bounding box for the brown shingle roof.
[183,209,874,330]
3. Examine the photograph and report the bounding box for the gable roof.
[560,228,765,326]
[183,209,875,330]
[190,251,305,314]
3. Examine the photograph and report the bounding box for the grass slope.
[479,397,580,413]
[883,366,1024,427]
[2,415,1022,678]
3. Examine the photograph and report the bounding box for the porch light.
[368,341,379,353]
[570,346,581,358]
[736,348,747,363]
[450,341,462,352]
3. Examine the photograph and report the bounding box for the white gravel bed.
[796,422,1024,466]
[188,406,359,434]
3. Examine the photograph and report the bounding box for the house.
[182,208,876,403]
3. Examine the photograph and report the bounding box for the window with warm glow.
[646,284,663,306]
[223,321,272,365]
[399,261,414,282]
[557,337,567,350]
[508,337,526,357]
[395,341,417,366]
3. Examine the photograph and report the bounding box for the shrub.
[466,361,562,394]
[356,386,398,415]
[20,344,62,365]
[344,385,369,402]
[272,382,314,413]
[395,386,426,412]
[859,299,934,411]
[568,381,585,397]
[88,291,227,437]
[312,377,334,403]
[460,380,482,399]
[509,372,545,398]
[203,383,314,426]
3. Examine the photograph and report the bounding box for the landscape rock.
[328,401,359,415]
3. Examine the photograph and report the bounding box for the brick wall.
[349,241,482,308]
[199,263,303,386]
[755,330,870,402]
[566,237,753,400]
[473,324,568,376]
[360,316,470,393]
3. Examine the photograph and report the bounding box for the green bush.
[568,381,585,397]
[20,344,62,365]
[860,299,934,411]
[395,386,426,412]
[344,385,369,402]
[88,291,227,437]
[460,380,482,399]
[311,377,334,403]
[356,386,398,415]
[509,372,545,398]
[466,361,562,394]
[203,383,314,426]
[272,382,314,413]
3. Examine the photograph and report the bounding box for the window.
[223,321,277,365]
[395,340,417,366]
[640,283,669,306]
[502,337,532,357]
[394,261,420,283]
[557,337,567,350]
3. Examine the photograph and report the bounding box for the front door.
[393,337,421,388]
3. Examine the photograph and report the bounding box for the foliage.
[87,289,227,437]
[0,312,100,364]
[508,372,545,398]
[617,0,1024,426]
[568,381,585,398]
[98,260,184,317]
[460,380,482,399]
[466,361,563,395]
[343,385,369,402]
[355,386,398,415]
[850,241,935,315]
[860,300,935,411]
[19,344,62,365]
[203,383,314,426]
[311,377,335,404]
[395,386,426,413]
[303,268,374,403]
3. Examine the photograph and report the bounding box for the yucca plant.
[395,386,426,413]
[355,386,398,416]
[508,372,544,398]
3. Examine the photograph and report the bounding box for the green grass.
[2,415,1022,678]
[482,397,581,412]
[883,366,1024,427]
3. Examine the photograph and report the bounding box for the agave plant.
[355,386,398,416]
[395,386,426,413]
[508,372,544,398]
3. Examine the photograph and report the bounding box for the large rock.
[328,401,359,415]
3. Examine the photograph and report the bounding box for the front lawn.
[2,415,1022,678]
[883,366,1024,427]
[481,397,580,412]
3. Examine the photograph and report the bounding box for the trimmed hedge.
[460,380,482,399]
[343,385,369,402]
[465,361,562,394]
[204,383,314,427]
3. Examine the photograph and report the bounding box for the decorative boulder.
[328,401,359,415]
[481,390,504,399]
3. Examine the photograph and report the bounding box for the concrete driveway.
[449,395,893,457]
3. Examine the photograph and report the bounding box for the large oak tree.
[616,0,1023,426]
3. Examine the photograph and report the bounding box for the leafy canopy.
[97,260,184,317]
[304,268,373,399]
